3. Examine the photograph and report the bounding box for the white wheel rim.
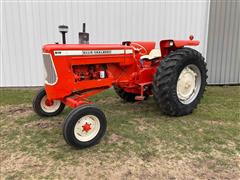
[40,95,61,113]
[177,64,201,104]
[74,115,100,142]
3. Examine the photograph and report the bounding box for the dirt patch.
[107,133,123,143]
[24,120,62,129]
[97,96,119,104]
[53,153,240,180]
[192,158,240,179]
[1,146,239,179]
[106,133,134,145]
[133,117,155,132]
[0,151,54,179]
[0,104,33,119]
[206,120,228,125]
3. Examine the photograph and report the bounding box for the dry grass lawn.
[0,86,240,179]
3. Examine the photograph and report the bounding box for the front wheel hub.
[74,115,100,142]
[40,95,61,113]
[82,122,92,133]
[45,99,54,106]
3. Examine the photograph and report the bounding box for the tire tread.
[153,47,207,116]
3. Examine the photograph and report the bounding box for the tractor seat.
[140,49,161,60]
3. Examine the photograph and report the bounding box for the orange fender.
[160,36,200,57]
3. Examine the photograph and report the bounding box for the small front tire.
[32,88,65,117]
[63,105,107,148]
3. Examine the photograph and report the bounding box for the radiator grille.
[42,53,57,85]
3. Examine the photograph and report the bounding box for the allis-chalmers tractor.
[33,24,207,148]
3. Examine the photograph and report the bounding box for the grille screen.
[43,54,57,85]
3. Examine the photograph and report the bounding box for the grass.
[0,86,240,179]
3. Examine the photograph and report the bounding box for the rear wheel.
[63,105,107,148]
[32,88,65,117]
[153,47,207,116]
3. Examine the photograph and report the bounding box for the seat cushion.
[140,49,161,60]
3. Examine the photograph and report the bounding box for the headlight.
[169,41,174,46]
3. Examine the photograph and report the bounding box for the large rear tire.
[153,47,207,116]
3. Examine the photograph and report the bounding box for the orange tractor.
[33,24,207,148]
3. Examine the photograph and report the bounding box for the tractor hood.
[42,44,131,54]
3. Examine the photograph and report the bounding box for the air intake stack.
[58,25,68,44]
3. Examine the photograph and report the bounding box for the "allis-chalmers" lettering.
[82,50,111,55]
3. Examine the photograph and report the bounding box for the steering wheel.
[130,42,148,56]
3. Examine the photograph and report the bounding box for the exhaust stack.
[79,23,89,44]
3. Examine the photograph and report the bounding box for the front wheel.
[63,105,107,148]
[32,88,65,117]
[153,47,207,116]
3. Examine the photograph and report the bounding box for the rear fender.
[160,37,200,57]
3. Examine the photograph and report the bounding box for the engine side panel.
[43,44,139,100]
